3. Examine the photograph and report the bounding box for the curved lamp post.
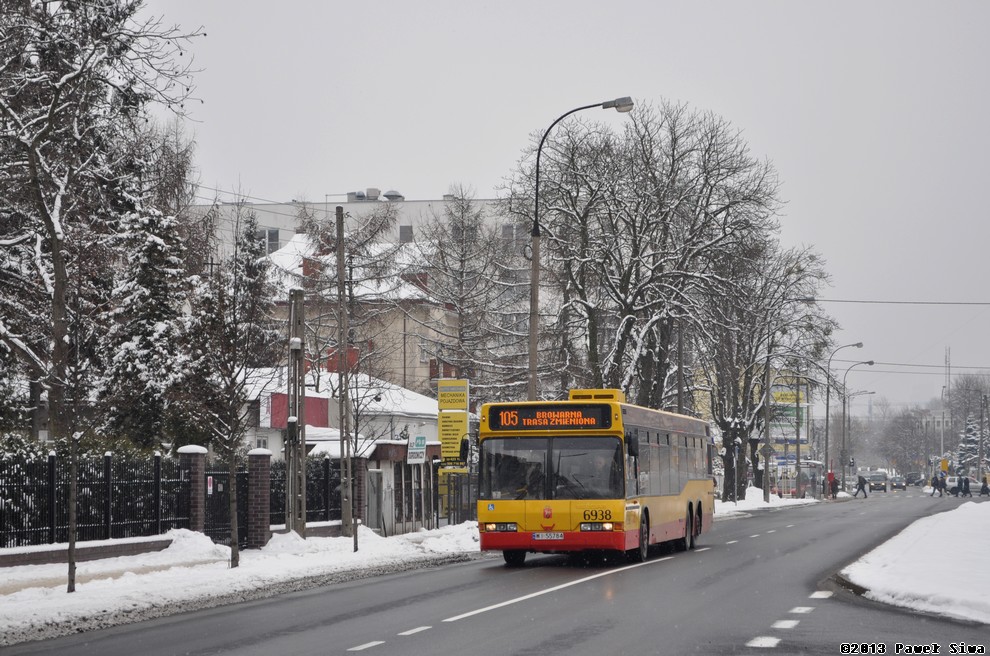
[840,360,874,489]
[823,342,863,475]
[528,97,634,400]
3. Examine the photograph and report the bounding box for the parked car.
[905,472,923,486]
[890,475,906,490]
[868,472,888,492]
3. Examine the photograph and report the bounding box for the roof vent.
[383,189,404,201]
[366,187,381,200]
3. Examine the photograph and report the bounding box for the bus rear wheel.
[503,550,526,567]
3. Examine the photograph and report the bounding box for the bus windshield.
[478,435,623,501]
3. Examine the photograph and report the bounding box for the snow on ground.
[1,488,988,647]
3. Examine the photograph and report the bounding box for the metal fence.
[0,453,188,548]
[444,472,477,525]
[201,461,248,547]
[269,456,342,525]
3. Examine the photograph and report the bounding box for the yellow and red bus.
[477,389,716,566]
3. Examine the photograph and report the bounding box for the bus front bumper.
[479,530,631,552]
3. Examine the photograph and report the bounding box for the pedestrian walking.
[853,474,868,498]
[930,474,942,497]
[980,476,989,497]
[961,475,972,497]
[830,477,839,499]
[939,472,948,497]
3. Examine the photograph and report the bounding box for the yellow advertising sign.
[439,410,469,461]
[772,390,805,404]
[438,379,469,411]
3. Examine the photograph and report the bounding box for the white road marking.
[809,591,833,599]
[789,606,814,614]
[786,524,795,528]
[726,540,738,544]
[749,534,761,538]
[766,529,776,533]
[398,626,431,635]
[772,620,799,629]
[348,641,386,651]
[746,636,781,647]
[695,547,711,552]
[443,556,675,622]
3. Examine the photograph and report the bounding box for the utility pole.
[794,372,802,499]
[336,206,357,549]
[763,327,772,503]
[980,395,986,483]
[285,288,306,537]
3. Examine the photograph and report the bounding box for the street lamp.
[824,343,863,476]
[527,97,635,400]
[840,360,874,489]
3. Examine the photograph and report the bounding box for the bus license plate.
[533,532,564,540]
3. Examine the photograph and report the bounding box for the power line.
[833,359,990,371]
[811,298,990,306]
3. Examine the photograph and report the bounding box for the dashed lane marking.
[347,641,386,651]
[726,540,738,544]
[746,636,781,648]
[789,606,814,614]
[772,620,799,629]
[398,626,431,636]
[809,591,833,599]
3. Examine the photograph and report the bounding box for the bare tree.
[407,186,528,401]
[696,240,834,500]
[504,100,785,406]
[186,204,281,566]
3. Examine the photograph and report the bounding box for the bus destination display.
[488,404,612,431]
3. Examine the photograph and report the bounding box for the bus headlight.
[580,522,615,532]
[484,523,517,532]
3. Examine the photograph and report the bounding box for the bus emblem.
[543,506,553,519]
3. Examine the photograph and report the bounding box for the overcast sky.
[142,1,990,411]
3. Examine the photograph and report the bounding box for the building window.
[399,225,414,243]
[256,228,280,254]
[247,400,261,428]
[256,437,268,450]
[452,225,477,242]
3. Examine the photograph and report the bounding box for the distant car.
[905,472,923,486]
[946,475,978,496]
[890,476,906,490]
[868,472,888,492]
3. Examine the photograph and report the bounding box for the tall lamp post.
[840,360,874,489]
[528,96,634,400]
[824,342,863,476]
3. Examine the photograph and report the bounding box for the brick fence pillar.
[247,449,272,548]
[178,445,207,533]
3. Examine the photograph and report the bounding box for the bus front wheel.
[629,515,649,563]
[503,550,526,567]
[675,512,691,552]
